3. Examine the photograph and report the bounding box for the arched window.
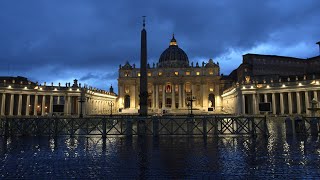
[208,93,215,108]
[124,95,130,109]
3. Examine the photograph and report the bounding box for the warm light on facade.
[8,85,12,88]
[196,72,200,76]
[148,72,151,76]
[54,88,58,91]
[137,73,141,77]
[298,83,302,86]
[69,88,72,91]
[77,89,80,91]
[39,87,43,90]
[266,85,270,88]
[186,71,190,75]
[174,72,179,76]
[158,72,162,76]
[24,87,28,90]
[209,88,213,92]
[282,84,286,87]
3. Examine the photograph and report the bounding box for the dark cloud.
[0,0,320,92]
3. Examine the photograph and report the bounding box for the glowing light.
[316,81,320,85]
[69,88,72,91]
[186,71,190,75]
[28,105,31,107]
[282,84,286,87]
[137,73,141,77]
[196,72,200,76]
[266,85,270,88]
[39,87,43,90]
[242,86,246,89]
[37,105,40,108]
[251,86,254,89]
[77,89,80,91]
[298,83,302,86]
[174,72,179,76]
[45,106,47,109]
[8,85,12,88]
[158,72,162,76]
[148,72,151,76]
[54,88,58,91]
[24,87,28,90]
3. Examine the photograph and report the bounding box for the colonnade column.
[171,83,175,109]
[296,92,301,114]
[305,91,310,115]
[64,95,68,115]
[26,95,30,116]
[9,94,14,116]
[252,93,256,114]
[49,95,53,114]
[288,92,292,114]
[314,91,318,106]
[34,95,38,116]
[272,93,276,115]
[41,95,46,116]
[242,94,246,114]
[18,94,22,116]
[1,94,5,115]
[57,96,60,105]
[280,93,284,115]
[264,94,268,103]
[155,85,159,109]
[162,85,165,108]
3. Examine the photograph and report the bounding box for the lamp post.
[109,101,115,117]
[78,97,85,118]
[186,90,196,117]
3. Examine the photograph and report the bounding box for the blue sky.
[0,0,319,93]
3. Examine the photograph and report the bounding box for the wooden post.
[203,117,207,138]
[102,117,107,139]
[153,116,159,137]
[126,119,132,137]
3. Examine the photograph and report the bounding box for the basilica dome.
[158,35,189,68]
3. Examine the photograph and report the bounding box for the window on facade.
[174,72,179,76]
[158,72,162,76]
[137,72,141,77]
[125,72,129,77]
[125,86,130,94]
[209,71,214,75]
[185,83,191,92]
[165,84,171,93]
[196,72,200,76]
[209,88,214,92]
[186,71,190,75]
[175,85,179,92]
[148,72,152,77]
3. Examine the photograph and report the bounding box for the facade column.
[280,93,284,115]
[182,84,186,108]
[1,93,5,116]
[162,85,165,108]
[152,85,156,109]
[264,94,268,103]
[57,96,60,105]
[305,91,310,115]
[171,83,175,109]
[34,95,38,116]
[191,84,195,106]
[296,92,301,114]
[202,84,208,110]
[155,85,159,109]
[288,92,292,114]
[26,95,30,116]
[178,84,182,108]
[242,94,246,114]
[49,95,53,114]
[271,93,276,115]
[9,94,14,116]
[41,95,46,116]
[18,94,22,116]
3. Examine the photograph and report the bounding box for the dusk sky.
[0,0,319,92]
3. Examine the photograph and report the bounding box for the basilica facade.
[118,35,232,114]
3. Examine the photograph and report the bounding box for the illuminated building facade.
[118,35,231,114]
[0,77,117,117]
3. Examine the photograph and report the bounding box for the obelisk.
[139,16,148,116]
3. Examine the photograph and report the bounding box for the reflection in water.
[0,120,320,179]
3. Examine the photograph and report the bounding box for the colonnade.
[241,90,319,115]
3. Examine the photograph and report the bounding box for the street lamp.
[186,90,196,117]
[109,101,115,117]
[78,92,85,118]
